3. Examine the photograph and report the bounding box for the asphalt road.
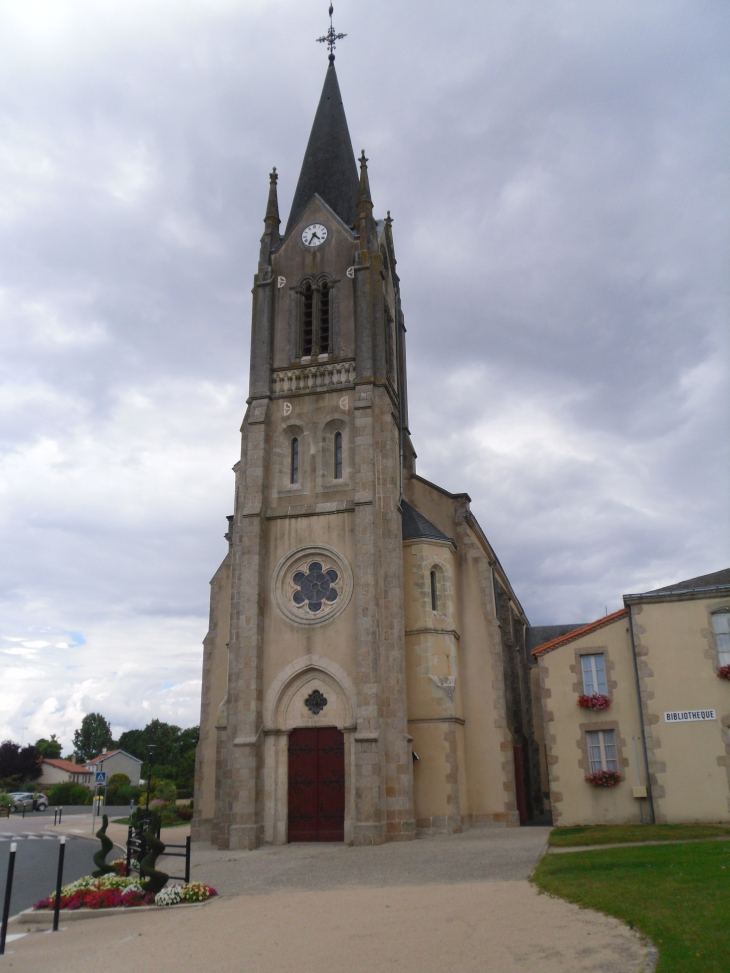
[0,811,129,919]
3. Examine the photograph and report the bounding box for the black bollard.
[52,837,66,932]
[184,835,191,883]
[59,806,63,825]
[0,841,17,955]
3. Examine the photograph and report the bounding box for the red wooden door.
[513,744,528,826]
[288,727,345,842]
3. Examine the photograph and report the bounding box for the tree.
[0,740,42,782]
[72,713,113,762]
[35,735,62,759]
[117,720,199,789]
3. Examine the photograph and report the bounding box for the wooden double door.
[287,727,345,842]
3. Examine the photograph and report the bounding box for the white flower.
[155,885,183,907]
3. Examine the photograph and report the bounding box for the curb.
[11,898,214,925]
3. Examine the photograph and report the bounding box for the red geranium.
[585,770,621,787]
[578,693,611,710]
[717,665,730,681]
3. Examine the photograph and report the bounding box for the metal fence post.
[52,837,66,932]
[0,842,17,954]
[126,826,133,875]
[139,834,147,880]
[184,835,191,883]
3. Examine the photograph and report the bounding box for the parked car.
[8,792,48,812]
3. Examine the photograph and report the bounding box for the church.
[192,45,543,849]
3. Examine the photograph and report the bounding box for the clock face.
[301,223,328,248]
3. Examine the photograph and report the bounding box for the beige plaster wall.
[403,475,516,826]
[538,615,646,827]
[403,537,463,832]
[632,596,730,822]
[38,764,91,788]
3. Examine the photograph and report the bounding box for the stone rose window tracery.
[293,561,339,613]
[272,545,353,626]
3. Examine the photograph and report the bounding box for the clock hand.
[310,231,320,242]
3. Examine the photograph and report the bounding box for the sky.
[0,0,727,752]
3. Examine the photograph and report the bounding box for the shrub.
[48,781,92,805]
[137,778,176,805]
[0,792,12,809]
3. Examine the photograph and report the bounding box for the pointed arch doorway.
[288,727,345,841]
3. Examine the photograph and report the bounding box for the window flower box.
[585,770,621,787]
[717,665,730,681]
[578,693,611,710]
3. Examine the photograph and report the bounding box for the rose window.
[273,545,352,626]
[293,561,339,614]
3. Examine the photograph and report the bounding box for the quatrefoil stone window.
[305,689,328,715]
[272,545,353,626]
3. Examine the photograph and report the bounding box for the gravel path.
[5,826,654,972]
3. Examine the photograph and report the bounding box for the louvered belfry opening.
[319,280,330,354]
[302,282,314,357]
[299,277,332,359]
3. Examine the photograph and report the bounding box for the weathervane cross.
[317,3,346,61]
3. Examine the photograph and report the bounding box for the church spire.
[284,59,359,236]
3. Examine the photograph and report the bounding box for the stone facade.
[193,60,540,848]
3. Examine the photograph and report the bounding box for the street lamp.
[145,745,157,810]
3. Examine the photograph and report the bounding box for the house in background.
[37,757,93,789]
[534,568,730,826]
[85,749,143,786]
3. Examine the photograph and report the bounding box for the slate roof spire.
[284,59,359,236]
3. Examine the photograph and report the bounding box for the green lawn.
[549,823,730,847]
[533,841,730,973]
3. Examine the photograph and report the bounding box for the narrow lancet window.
[290,437,299,484]
[334,431,342,479]
[302,282,313,357]
[319,281,330,354]
[430,570,437,611]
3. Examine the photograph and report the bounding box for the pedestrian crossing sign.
[95,772,106,784]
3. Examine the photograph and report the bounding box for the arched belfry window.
[290,437,299,485]
[299,276,332,359]
[430,570,438,612]
[334,431,342,479]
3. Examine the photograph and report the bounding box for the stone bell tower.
[193,48,417,849]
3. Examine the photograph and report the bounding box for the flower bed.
[578,693,611,711]
[585,770,621,787]
[717,665,730,681]
[34,874,216,911]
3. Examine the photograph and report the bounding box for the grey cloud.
[0,0,727,748]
